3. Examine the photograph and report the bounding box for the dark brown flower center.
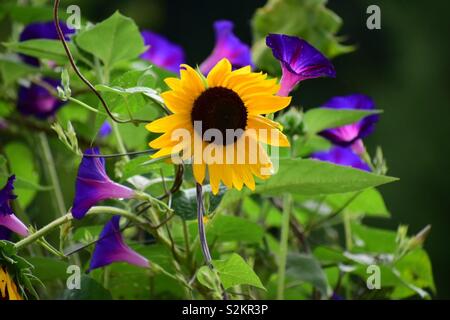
[191,87,247,145]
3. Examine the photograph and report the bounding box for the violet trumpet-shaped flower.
[98,121,112,138]
[89,215,149,271]
[17,77,65,119]
[19,21,75,66]
[0,226,11,240]
[311,146,371,172]
[72,148,135,220]
[266,34,336,96]
[0,176,29,237]
[17,22,74,119]
[140,31,185,73]
[199,20,253,74]
[319,94,379,154]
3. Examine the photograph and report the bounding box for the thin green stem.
[15,206,155,251]
[277,194,292,300]
[38,132,66,217]
[68,97,104,115]
[343,211,353,251]
[111,121,129,162]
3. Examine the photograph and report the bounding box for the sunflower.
[146,58,292,194]
[0,267,22,300]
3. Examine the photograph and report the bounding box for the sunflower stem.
[277,193,292,300]
[196,183,212,267]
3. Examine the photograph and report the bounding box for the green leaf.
[258,159,397,196]
[392,249,435,298]
[213,253,265,290]
[351,223,397,253]
[172,186,225,220]
[120,156,173,181]
[251,0,354,74]
[95,84,163,105]
[4,142,39,208]
[25,257,69,282]
[286,253,330,296]
[326,188,390,217]
[0,4,69,24]
[75,11,145,68]
[62,275,112,300]
[0,55,37,85]
[208,215,265,244]
[303,107,382,134]
[3,39,79,65]
[93,68,161,139]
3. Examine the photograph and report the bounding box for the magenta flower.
[199,20,253,74]
[311,146,371,172]
[89,216,149,271]
[319,94,379,154]
[72,148,135,220]
[0,176,29,237]
[266,34,336,96]
[140,30,185,73]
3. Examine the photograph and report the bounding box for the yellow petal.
[208,164,221,194]
[231,166,244,190]
[161,91,194,114]
[221,164,233,189]
[179,64,205,97]
[145,114,191,133]
[246,95,292,115]
[247,115,290,147]
[241,165,256,190]
[192,162,206,184]
[207,58,232,87]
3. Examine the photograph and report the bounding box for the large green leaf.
[251,0,354,74]
[75,11,145,69]
[3,39,79,64]
[262,159,396,196]
[286,253,329,296]
[221,159,397,205]
[213,253,265,290]
[303,107,382,134]
[93,68,161,140]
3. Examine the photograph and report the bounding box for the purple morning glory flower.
[140,30,185,73]
[89,215,149,271]
[72,148,136,220]
[266,34,336,96]
[0,176,29,237]
[199,20,253,74]
[19,21,75,66]
[17,77,64,119]
[0,226,12,240]
[98,121,112,138]
[319,94,379,154]
[311,146,371,172]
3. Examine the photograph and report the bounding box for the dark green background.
[6,0,450,298]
